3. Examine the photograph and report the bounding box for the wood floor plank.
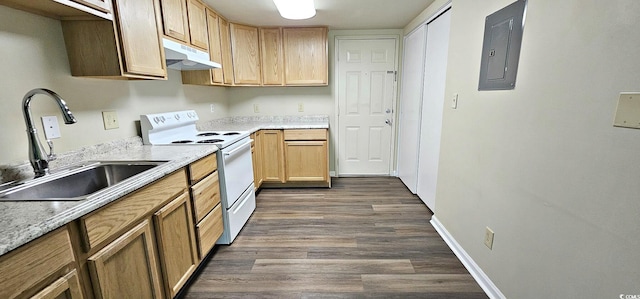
[361,274,485,293]
[252,259,415,274]
[181,177,487,298]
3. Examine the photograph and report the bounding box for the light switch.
[613,93,640,129]
[41,116,61,139]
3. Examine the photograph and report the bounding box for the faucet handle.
[46,139,57,161]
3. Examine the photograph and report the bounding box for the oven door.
[219,137,254,208]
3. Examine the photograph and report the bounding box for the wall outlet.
[298,103,304,112]
[41,116,61,139]
[210,104,215,113]
[102,110,119,130]
[253,104,260,113]
[452,93,459,109]
[484,227,495,249]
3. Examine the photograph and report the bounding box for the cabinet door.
[114,0,167,78]
[154,192,199,298]
[30,270,84,299]
[219,17,234,85]
[260,28,284,85]
[261,130,285,182]
[284,140,328,182]
[283,27,328,85]
[159,0,189,42]
[251,132,263,189]
[88,220,163,299]
[71,0,111,13]
[186,0,208,51]
[230,23,261,85]
[207,9,224,83]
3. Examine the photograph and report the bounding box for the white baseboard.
[330,171,336,177]
[430,216,506,299]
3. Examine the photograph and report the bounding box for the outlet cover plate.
[41,116,61,139]
[613,93,640,129]
[484,227,495,249]
[102,111,119,130]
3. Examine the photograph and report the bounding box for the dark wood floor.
[181,177,488,298]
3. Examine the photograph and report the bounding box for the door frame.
[334,35,401,177]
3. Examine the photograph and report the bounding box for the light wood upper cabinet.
[260,28,284,86]
[61,0,167,79]
[159,0,208,51]
[283,27,328,85]
[219,17,235,85]
[186,0,208,51]
[207,9,224,84]
[87,220,164,299]
[230,23,261,85]
[261,130,285,183]
[71,0,110,14]
[153,192,199,298]
[159,0,189,42]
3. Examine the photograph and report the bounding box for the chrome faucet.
[22,88,77,177]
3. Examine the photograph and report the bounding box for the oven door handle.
[224,140,252,158]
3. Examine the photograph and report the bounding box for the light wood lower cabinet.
[260,130,285,183]
[0,228,78,299]
[284,140,328,182]
[30,270,84,299]
[187,153,224,259]
[154,192,199,298]
[250,131,263,189]
[87,219,163,299]
[254,129,330,188]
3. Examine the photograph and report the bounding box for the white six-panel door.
[337,38,397,176]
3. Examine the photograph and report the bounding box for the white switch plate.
[41,116,61,139]
[253,104,260,113]
[102,111,119,130]
[613,93,640,129]
[298,103,304,112]
[452,93,459,109]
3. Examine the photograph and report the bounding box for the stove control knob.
[175,114,181,121]
[161,116,166,122]
[153,117,159,124]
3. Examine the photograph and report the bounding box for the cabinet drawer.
[81,169,188,249]
[0,228,75,299]
[284,129,327,141]
[196,204,223,258]
[191,171,221,223]
[189,153,217,183]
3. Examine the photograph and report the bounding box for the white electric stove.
[140,110,256,244]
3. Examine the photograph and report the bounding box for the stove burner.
[197,132,220,136]
[171,140,193,144]
[197,139,224,144]
[224,132,240,136]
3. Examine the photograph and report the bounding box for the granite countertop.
[0,115,329,257]
[0,142,217,256]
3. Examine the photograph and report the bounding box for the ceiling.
[202,0,436,29]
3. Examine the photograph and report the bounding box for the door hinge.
[387,70,397,82]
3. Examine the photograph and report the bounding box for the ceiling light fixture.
[273,0,316,20]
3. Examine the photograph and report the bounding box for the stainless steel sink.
[0,161,167,201]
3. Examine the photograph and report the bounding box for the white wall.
[429,0,640,297]
[0,6,229,165]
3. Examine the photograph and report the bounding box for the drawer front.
[189,153,217,183]
[196,204,223,258]
[284,129,327,141]
[81,169,188,249]
[0,228,74,299]
[191,171,220,223]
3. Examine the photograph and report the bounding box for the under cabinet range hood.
[162,38,221,70]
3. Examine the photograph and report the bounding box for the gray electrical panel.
[478,0,527,90]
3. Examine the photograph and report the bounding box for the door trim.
[334,35,401,177]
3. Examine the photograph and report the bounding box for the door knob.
[385,108,392,114]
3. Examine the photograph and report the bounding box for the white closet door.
[417,10,451,211]
[397,25,427,194]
